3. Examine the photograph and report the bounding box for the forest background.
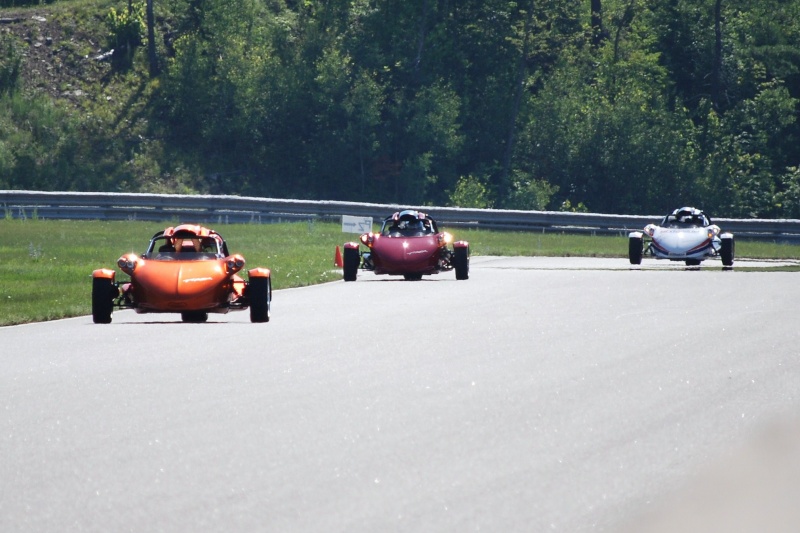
[1,0,799,217]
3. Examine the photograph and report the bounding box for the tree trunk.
[711,0,722,111]
[591,0,604,46]
[500,2,535,205]
[412,0,429,84]
[147,0,158,76]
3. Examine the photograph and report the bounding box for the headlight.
[225,254,246,274]
[360,232,376,247]
[117,255,139,274]
[644,224,656,237]
[438,232,453,245]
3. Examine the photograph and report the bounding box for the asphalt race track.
[2,256,799,532]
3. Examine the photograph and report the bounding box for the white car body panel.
[651,227,719,260]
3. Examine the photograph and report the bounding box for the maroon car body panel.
[370,234,442,275]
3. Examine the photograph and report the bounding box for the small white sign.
[342,215,373,234]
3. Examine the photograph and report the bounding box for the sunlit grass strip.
[2,219,800,326]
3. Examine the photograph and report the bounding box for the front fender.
[92,268,116,281]
[248,267,271,279]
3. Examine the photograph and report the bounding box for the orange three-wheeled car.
[91,224,272,323]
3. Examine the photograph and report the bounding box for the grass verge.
[2,219,800,326]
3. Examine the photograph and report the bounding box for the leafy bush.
[505,172,559,211]
[106,1,144,69]
[0,33,21,95]
[449,175,494,209]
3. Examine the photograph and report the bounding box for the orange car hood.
[134,259,228,298]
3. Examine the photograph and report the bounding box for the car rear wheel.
[685,259,701,266]
[454,246,469,280]
[403,273,423,281]
[92,278,114,324]
[249,276,271,323]
[343,247,360,282]
[181,311,208,323]
[628,236,643,265]
[721,237,734,267]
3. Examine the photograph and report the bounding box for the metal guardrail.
[3,190,800,241]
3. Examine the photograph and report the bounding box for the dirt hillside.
[1,8,112,105]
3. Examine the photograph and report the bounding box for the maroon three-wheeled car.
[342,210,469,281]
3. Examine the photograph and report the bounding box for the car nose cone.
[654,228,708,254]
[135,261,224,301]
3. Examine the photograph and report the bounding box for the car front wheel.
[92,278,114,324]
[454,246,469,280]
[628,236,643,265]
[343,247,360,281]
[249,277,271,323]
[721,237,734,267]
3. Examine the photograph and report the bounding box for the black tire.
[454,246,469,280]
[403,273,423,281]
[181,311,208,323]
[721,237,734,267]
[628,236,643,265]
[249,276,271,323]
[685,259,701,266]
[92,277,114,324]
[343,247,360,282]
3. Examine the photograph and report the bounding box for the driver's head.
[174,237,200,251]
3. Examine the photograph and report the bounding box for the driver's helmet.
[672,207,701,223]
[398,209,421,222]
[397,209,418,219]
[394,210,424,232]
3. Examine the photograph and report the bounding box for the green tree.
[697,82,798,217]
[449,175,494,208]
[516,3,698,214]
[344,69,385,198]
[399,81,464,205]
[505,172,559,211]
